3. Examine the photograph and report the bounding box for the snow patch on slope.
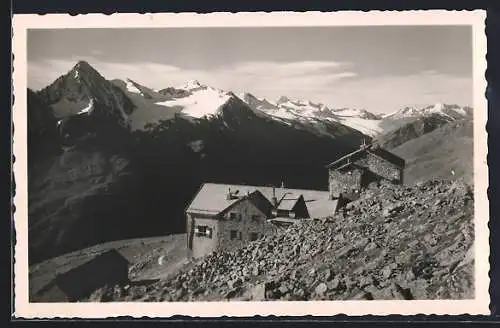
[77,98,94,115]
[155,87,232,118]
[239,93,384,137]
[336,117,384,137]
[126,79,144,95]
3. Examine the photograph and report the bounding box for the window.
[250,232,259,241]
[195,225,212,238]
[230,230,238,240]
[251,215,260,223]
[229,212,241,221]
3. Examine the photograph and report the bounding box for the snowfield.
[155,88,232,119]
[76,98,94,115]
[126,79,143,95]
[112,77,471,136]
[336,117,384,137]
[238,93,386,137]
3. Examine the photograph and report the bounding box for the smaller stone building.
[270,190,310,219]
[34,249,130,302]
[326,143,405,202]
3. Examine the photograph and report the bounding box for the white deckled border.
[12,10,489,318]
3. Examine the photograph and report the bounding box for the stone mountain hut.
[185,183,340,258]
[326,142,405,203]
[186,185,276,258]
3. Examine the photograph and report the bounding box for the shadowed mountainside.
[392,118,473,185]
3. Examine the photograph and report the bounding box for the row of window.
[228,212,261,223]
[195,225,261,241]
[231,230,260,241]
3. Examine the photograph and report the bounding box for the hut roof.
[325,144,405,170]
[187,183,336,219]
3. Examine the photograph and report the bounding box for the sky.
[27,26,472,114]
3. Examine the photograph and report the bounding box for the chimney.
[271,186,278,207]
[226,187,232,200]
[361,138,366,149]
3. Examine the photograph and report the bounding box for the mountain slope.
[239,93,384,137]
[374,102,473,150]
[374,114,454,150]
[27,89,61,161]
[111,78,180,130]
[391,118,473,185]
[27,88,57,136]
[29,234,188,302]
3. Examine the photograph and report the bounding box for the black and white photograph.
[13,11,489,317]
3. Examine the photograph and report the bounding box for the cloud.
[27,57,357,96]
[231,61,350,77]
[89,49,104,56]
[28,57,182,90]
[316,71,472,113]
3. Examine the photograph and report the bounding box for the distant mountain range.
[31,60,471,138]
[26,60,473,265]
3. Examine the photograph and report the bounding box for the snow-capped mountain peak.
[237,93,385,137]
[384,103,472,120]
[154,86,233,119]
[178,79,207,91]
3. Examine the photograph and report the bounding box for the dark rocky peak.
[180,79,208,91]
[358,109,383,120]
[277,96,291,104]
[73,60,97,72]
[241,92,257,101]
[158,87,191,98]
[69,60,104,81]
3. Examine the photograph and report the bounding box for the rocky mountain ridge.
[32,61,471,139]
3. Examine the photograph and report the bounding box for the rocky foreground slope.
[89,179,474,302]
